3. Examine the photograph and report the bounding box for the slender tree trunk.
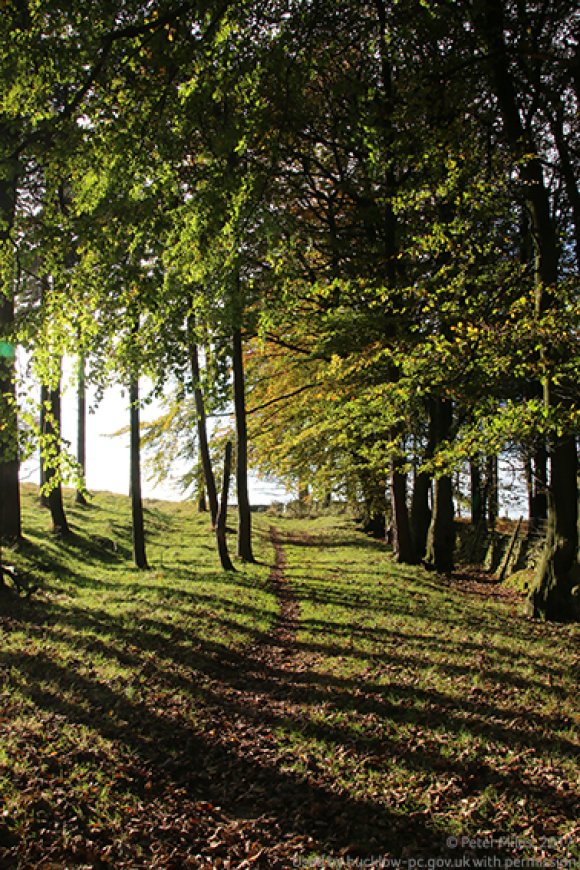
[232,327,254,562]
[524,453,534,522]
[75,354,88,506]
[474,0,578,620]
[0,153,21,544]
[188,323,218,525]
[130,377,148,570]
[486,454,498,530]
[39,384,49,507]
[550,108,580,270]
[196,457,207,512]
[42,373,70,537]
[426,399,455,571]
[470,459,483,526]
[216,441,235,572]
[0,324,21,541]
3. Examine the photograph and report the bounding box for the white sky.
[17,358,525,516]
[19,368,291,505]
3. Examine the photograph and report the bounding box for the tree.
[216,440,235,572]
[471,0,578,620]
[130,368,148,570]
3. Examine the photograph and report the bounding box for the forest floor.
[0,486,578,868]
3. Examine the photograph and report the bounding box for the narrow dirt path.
[201,525,303,727]
[244,526,300,673]
[171,526,324,867]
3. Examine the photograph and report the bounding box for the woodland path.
[174,526,402,868]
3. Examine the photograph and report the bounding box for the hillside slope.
[0,488,578,867]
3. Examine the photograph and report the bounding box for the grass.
[0,488,578,867]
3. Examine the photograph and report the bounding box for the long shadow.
[0,646,445,865]
[2,600,574,865]
[1,523,577,866]
[281,532,387,551]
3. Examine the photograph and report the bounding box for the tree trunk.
[474,0,579,619]
[216,440,235,572]
[39,384,49,507]
[470,459,483,526]
[0,151,21,543]
[528,437,578,621]
[44,375,70,537]
[130,377,148,570]
[530,443,548,523]
[0,326,21,540]
[390,463,417,563]
[75,354,88,506]
[232,327,254,562]
[486,454,498,530]
[411,469,431,561]
[188,325,218,526]
[425,399,455,571]
[196,457,207,512]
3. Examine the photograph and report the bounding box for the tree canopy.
[0,0,578,620]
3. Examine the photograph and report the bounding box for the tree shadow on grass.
[0,641,443,866]
[1,515,577,867]
[1,581,577,867]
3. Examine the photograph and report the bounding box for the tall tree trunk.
[486,454,498,530]
[390,459,417,563]
[550,107,580,271]
[0,319,21,542]
[529,437,578,620]
[130,377,148,570]
[232,327,254,562]
[0,148,21,543]
[474,0,578,619]
[524,452,534,522]
[425,399,455,571]
[216,441,235,572]
[75,354,88,506]
[196,457,207,513]
[411,412,436,558]
[470,459,483,525]
[39,384,49,507]
[530,444,548,523]
[411,469,431,561]
[44,374,70,536]
[188,323,218,526]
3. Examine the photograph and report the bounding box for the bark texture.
[0,147,21,543]
[233,328,254,562]
[43,376,70,537]
[75,355,88,506]
[189,330,218,526]
[216,441,235,572]
[425,400,455,572]
[130,378,148,570]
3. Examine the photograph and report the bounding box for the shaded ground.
[0,495,578,868]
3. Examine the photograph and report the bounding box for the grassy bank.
[0,488,577,867]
